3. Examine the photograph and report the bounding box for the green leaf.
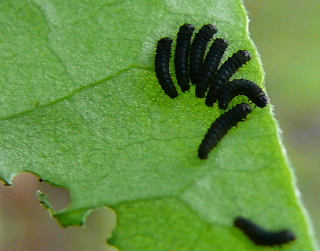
[0,0,317,250]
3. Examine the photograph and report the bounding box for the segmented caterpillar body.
[234,217,296,246]
[196,38,228,98]
[174,23,195,92]
[218,79,269,109]
[155,37,178,98]
[198,103,252,159]
[205,50,252,107]
[189,24,217,85]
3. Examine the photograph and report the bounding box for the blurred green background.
[0,0,319,250]
[245,0,320,245]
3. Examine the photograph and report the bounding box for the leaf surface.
[0,0,317,250]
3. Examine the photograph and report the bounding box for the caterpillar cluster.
[154,23,269,109]
[154,23,270,159]
[154,24,296,248]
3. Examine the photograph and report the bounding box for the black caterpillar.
[198,103,252,159]
[234,217,296,246]
[174,23,195,92]
[205,50,252,107]
[154,37,178,98]
[218,79,269,110]
[189,24,217,85]
[196,38,228,98]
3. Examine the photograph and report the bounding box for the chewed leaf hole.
[0,172,117,251]
[38,177,70,211]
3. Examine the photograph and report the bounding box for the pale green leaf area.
[0,0,317,250]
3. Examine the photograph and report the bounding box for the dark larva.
[205,50,252,107]
[234,217,296,246]
[196,38,228,98]
[174,23,195,92]
[155,37,178,98]
[218,79,269,110]
[189,24,217,85]
[198,103,252,159]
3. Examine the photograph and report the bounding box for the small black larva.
[174,23,195,92]
[189,24,218,85]
[205,50,252,107]
[234,217,296,246]
[196,38,228,98]
[155,37,178,98]
[218,79,269,110]
[198,103,252,159]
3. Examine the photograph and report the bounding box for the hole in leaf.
[0,172,117,251]
[37,177,70,211]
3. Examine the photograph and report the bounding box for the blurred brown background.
[0,0,319,250]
